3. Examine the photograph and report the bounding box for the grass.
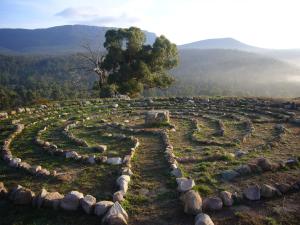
[1,97,300,225]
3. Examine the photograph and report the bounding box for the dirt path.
[127,133,193,225]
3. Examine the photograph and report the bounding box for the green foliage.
[101,27,178,96]
[0,54,96,110]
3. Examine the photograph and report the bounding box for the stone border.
[1,123,55,177]
[220,157,299,182]
[35,123,139,166]
[0,181,129,225]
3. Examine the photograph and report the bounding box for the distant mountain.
[179,38,262,52]
[151,48,300,97]
[179,38,300,66]
[0,25,157,54]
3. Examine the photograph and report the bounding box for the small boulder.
[94,201,114,217]
[256,158,273,171]
[220,191,233,207]
[65,151,80,159]
[0,182,8,198]
[102,201,128,225]
[13,188,35,205]
[113,191,124,202]
[220,170,239,181]
[94,145,107,152]
[176,178,195,192]
[43,192,64,209]
[171,168,183,178]
[261,184,278,198]
[243,185,260,200]
[195,213,214,225]
[107,157,122,165]
[203,197,223,211]
[81,195,96,214]
[87,156,96,164]
[235,165,252,175]
[180,190,202,215]
[35,188,48,208]
[60,191,84,211]
[275,183,291,194]
[235,150,247,158]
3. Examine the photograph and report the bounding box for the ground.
[0,97,299,225]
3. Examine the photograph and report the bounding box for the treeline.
[0,54,97,109]
[1,50,300,110]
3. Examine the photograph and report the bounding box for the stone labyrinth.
[0,97,300,225]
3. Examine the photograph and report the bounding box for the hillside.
[1,25,300,108]
[0,25,157,54]
[147,49,300,97]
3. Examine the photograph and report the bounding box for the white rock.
[107,157,122,165]
[81,195,96,214]
[102,202,128,225]
[60,191,84,211]
[195,213,214,225]
[176,178,195,192]
[94,201,114,217]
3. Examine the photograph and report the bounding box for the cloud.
[55,7,140,26]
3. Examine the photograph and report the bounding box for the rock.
[60,191,84,211]
[261,184,278,198]
[180,190,202,215]
[116,175,130,185]
[0,182,8,198]
[94,145,107,152]
[117,175,130,193]
[176,178,195,192]
[112,103,119,108]
[81,195,96,214]
[195,213,214,225]
[171,168,183,178]
[275,124,285,132]
[243,185,260,200]
[145,110,170,125]
[275,183,291,194]
[113,191,124,202]
[235,150,247,158]
[13,188,35,205]
[256,158,273,171]
[235,165,252,175]
[285,158,299,167]
[102,202,128,225]
[35,188,48,208]
[95,200,114,217]
[203,197,223,211]
[87,156,96,164]
[65,151,80,159]
[121,167,133,176]
[107,157,122,165]
[220,191,233,206]
[44,192,64,209]
[0,112,8,119]
[247,163,262,173]
[220,170,240,181]
[232,192,244,204]
[9,158,21,167]
[19,162,31,170]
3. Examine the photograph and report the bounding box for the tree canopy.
[97,27,178,97]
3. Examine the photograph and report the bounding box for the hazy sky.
[1,0,300,49]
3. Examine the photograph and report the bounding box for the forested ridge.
[0,54,96,109]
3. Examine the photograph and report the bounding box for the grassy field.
[0,97,300,225]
